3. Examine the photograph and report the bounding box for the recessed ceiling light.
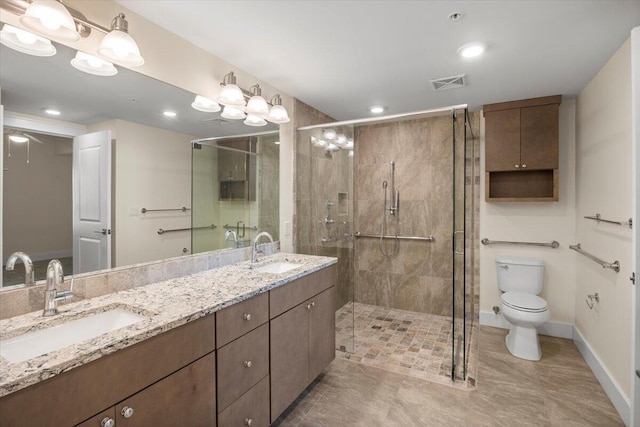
[44,109,60,116]
[369,106,385,114]
[163,111,177,118]
[457,43,486,58]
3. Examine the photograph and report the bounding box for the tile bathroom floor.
[335,302,478,389]
[274,325,623,426]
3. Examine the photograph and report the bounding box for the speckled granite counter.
[0,252,336,397]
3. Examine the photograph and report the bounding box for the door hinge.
[631,272,636,285]
[636,369,640,379]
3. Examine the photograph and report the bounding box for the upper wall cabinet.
[484,95,561,202]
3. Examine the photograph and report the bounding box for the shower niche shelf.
[484,95,561,202]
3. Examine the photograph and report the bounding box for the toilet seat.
[501,291,547,313]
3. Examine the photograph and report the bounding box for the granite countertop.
[0,252,337,397]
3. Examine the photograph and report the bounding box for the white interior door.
[632,25,639,427]
[73,130,111,274]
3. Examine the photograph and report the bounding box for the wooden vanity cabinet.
[269,266,337,423]
[484,95,561,201]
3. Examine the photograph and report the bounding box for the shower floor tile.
[335,302,478,390]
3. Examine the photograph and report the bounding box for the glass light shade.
[19,0,80,42]
[246,95,269,117]
[220,105,246,120]
[317,139,328,148]
[71,51,117,76]
[0,24,56,56]
[244,114,267,127]
[9,135,29,143]
[348,150,354,158]
[266,105,290,124]
[98,30,144,66]
[191,95,221,113]
[336,133,347,146]
[326,142,340,152]
[322,128,336,140]
[345,139,354,149]
[218,84,245,107]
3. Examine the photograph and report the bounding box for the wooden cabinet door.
[520,104,559,170]
[270,303,310,422]
[308,286,336,381]
[484,108,521,171]
[115,352,216,427]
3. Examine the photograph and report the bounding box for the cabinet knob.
[121,406,134,419]
[244,360,253,368]
[514,164,520,169]
[306,304,311,310]
[311,302,315,308]
[521,164,527,168]
[244,418,253,426]
[243,313,252,321]
[101,417,115,427]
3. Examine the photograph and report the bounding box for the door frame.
[631,25,639,427]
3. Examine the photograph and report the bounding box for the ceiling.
[117,0,640,120]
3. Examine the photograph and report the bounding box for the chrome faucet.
[5,252,35,286]
[43,259,73,317]
[251,231,274,265]
[225,229,239,248]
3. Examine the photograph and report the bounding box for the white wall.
[575,38,633,402]
[88,119,196,267]
[480,100,577,329]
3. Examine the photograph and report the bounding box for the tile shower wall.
[354,114,471,316]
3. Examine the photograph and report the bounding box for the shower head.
[383,181,388,188]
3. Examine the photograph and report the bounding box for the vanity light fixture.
[19,0,81,42]
[246,85,270,118]
[266,94,290,124]
[322,128,337,140]
[335,133,348,147]
[220,105,246,120]
[44,109,61,116]
[325,142,340,152]
[457,42,486,58]
[218,71,246,107]
[244,114,267,127]
[0,24,56,56]
[70,51,117,76]
[345,138,354,149]
[98,13,144,66]
[8,135,29,143]
[163,111,177,118]
[348,150,354,158]
[369,106,385,114]
[191,95,221,113]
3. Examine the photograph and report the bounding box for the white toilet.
[496,257,550,361]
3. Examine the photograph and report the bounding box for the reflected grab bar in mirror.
[354,232,435,242]
[569,243,620,272]
[584,213,632,228]
[158,224,216,235]
[142,207,190,213]
[223,224,258,231]
[481,238,559,248]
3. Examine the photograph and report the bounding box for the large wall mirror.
[1,39,280,288]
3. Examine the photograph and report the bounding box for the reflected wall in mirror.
[1,38,280,288]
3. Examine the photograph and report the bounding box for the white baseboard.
[29,250,72,262]
[479,311,630,425]
[573,327,630,426]
[479,310,574,339]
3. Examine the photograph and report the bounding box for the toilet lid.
[501,292,548,313]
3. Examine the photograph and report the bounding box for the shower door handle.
[454,231,464,256]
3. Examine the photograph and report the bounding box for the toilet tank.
[495,257,544,294]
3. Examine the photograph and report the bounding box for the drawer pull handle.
[121,406,134,419]
[101,417,115,427]
[521,164,527,168]
[245,418,253,426]
[244,360,253,368]
[243,313,252,321]
[514,164,520,169]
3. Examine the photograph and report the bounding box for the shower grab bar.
[584,213,632,228]
[321,233,353,244]
[223,224,258,231]
[158,224,216,235]
[354,232,435,242]
[569,243,620,272]
[481,238,559,249]
[142,207,190,213]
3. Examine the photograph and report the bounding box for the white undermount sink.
[0,307,147,363]
[253,262,302,274]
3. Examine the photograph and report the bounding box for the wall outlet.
[128,207,140,217]
[284,221,291,236]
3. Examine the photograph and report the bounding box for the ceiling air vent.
[203,117,234,125]
[429,74,466,91]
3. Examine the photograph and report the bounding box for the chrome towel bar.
[584,213,632,228]
[223,224,258,231]
[481,238,559,249]
[158,224,216,235]
[354,232,435,242]
[142,207,190,213]
[569,243,620,272]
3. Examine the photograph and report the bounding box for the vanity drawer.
[270,265,336,318]
[216,292,268,348]
[218,375,270,427]
[217,323,269,411]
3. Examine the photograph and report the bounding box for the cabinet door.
[115,352,216,427]
[484,108,521,171]
[308,286,336,381]
[270,303,310,422]
[520,104,559,170]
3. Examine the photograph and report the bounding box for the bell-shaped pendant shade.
[71,51,118,76]
[0,24,56,56]
[19,0,80,42]
[220,105,246,120]
[244,114,267,127]
[267,104,290,124]
[246,95,269,118]
[218,84,246,107]
[191,95,221,113]
[98,29,144,66]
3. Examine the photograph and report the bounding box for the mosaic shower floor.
[335,302,477,389]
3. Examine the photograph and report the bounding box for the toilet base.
[505,325,542,361]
